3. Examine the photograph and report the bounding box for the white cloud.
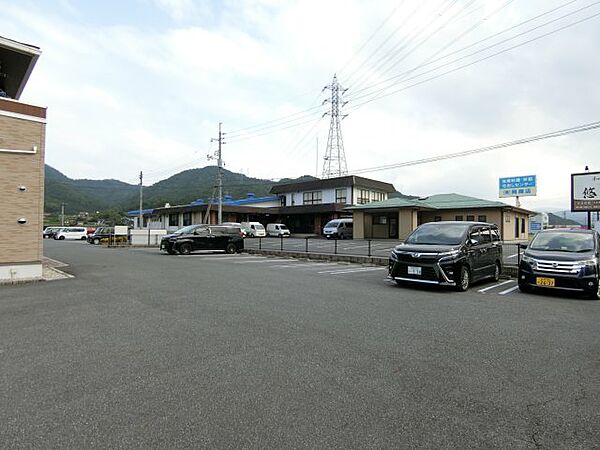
[1,0,599,211]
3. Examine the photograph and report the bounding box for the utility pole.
[322,74,349,179]
[210,123,225,224]
[60,202,65,226]
[139,171,143,229]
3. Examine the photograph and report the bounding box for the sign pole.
[588,211,592,230]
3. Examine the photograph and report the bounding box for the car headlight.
[438,249,460,258]
[389,251,398,262]
[521,254,537,269]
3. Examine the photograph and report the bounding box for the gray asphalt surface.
[244,237,524,265]
[1,240,599,449]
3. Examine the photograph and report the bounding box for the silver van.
[266,223,290,237]
[323,218,353,240]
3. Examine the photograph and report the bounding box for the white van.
[241,222,266,238]
[266,223,290,237]
[54,227,88,240]
[323,218,353,240]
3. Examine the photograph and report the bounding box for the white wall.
[0,263,43,283]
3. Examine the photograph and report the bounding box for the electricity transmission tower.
[321,74,349,179]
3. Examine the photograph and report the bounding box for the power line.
[346,0,587,102]
[350,120,600,175]
[345,7,600,111]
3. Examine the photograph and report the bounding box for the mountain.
[547,212,583,226]
[550,210,587,225]
[44,165,318,214]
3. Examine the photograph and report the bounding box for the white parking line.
[233,258,297,264]
[499,285,520,295]
[273,262,341,269]
[506,253,522,259]
[193,256,266,261]
[477,280,515,293]
[318,267,385,275]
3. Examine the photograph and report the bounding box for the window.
[480,228,492,243]
[466,215,474,221]
[357,189,370,204]
[455,215,463,221]
[335,188,347,204]
[303,191,322,205]
[469,229,481,244]
[491,229,500,242]
[373,215,387,225]
[372,191,385,202]
[521,217,526,234]
[478,215,487,222]
[280,195,286,207]
[434,216,442,222]
[182,212,192,226]
[169,213,179,227]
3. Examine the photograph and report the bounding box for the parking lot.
[244,237,525,266]
[1,240,599,448]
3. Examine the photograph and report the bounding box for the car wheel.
[493,262,501,282]
[248,233,254,238]
[179,243,192,255]
[456,265,470,292]
[93,238,100,245]
[225,243,237,254]
[59,235,65,240]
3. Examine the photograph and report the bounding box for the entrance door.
[389,217,398,239]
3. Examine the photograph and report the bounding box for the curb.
[245,249,388,266]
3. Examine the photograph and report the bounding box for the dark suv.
[160,224,244,255]
[518,229,599,299]
[388,221,503,291]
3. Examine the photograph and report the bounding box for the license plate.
[408,266,421,275]
[536,277,555,287]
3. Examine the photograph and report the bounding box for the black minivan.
[518,229,599,299]
[388,221,503,291]
[160,225,244,255]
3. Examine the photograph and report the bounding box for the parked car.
[54,227,88,240]
[388,221,502,291]
[43,226,61,239]
[518,229,600,299]
[160,224,244,255]
[221,222,246,238]
[241,222,266,238]
[86,227,127,245]
[323,218,353,239]
[266,223,290,237]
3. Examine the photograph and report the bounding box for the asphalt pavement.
[0,240,598,448]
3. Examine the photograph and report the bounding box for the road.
[244,237,524,265]
[0,240,598,448]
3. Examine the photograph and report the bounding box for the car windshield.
[325,221,339,228]
[174,225,202,235]
[529,232,595,252]
[405,223,470,245]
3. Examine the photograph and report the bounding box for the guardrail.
[245,237,527,266]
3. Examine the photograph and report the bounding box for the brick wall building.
[0,36,45,282]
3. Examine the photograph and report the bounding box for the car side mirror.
[468,238,478,246]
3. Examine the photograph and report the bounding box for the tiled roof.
[347,193,533,213]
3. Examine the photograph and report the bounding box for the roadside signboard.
[529,222,542,233]
[571,171,600,212]
[499,175,537,198]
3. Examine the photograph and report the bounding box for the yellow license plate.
[536,277,555,287]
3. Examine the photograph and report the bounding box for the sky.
[2,0,600,212]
